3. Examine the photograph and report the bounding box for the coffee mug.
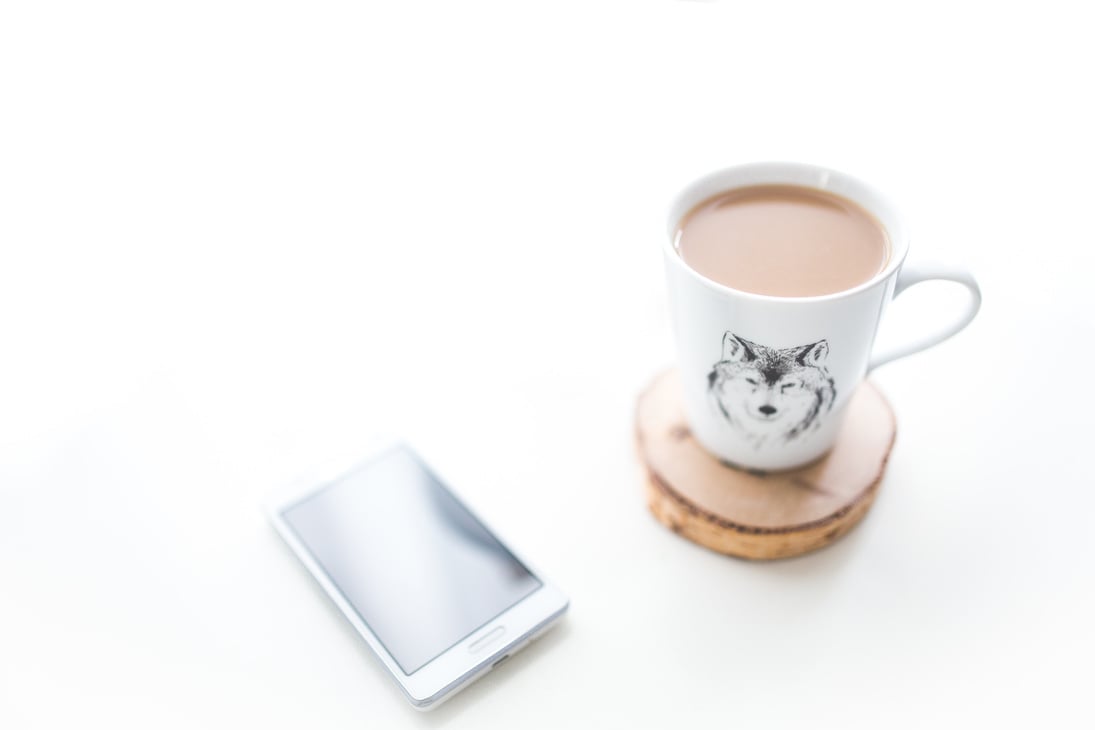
[663,162,981,471]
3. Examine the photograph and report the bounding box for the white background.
[2,1,1093,727]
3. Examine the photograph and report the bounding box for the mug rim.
[664,161,910,304]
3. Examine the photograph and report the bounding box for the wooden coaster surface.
[637,370,896,560]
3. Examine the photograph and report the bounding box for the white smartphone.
[266,439,569,710]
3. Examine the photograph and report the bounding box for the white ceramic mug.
[663,162,981,471]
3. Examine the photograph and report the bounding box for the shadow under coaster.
[635,370,896,560]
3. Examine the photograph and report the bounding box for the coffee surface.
[675,184,889,297]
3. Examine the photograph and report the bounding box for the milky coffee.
[674,184,890,297]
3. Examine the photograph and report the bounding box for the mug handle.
[867,263,982,372]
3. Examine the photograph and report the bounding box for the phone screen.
[280,445,541,674]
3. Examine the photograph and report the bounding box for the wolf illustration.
[707,332,837,447]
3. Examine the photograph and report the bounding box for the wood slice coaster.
[636,370,896,560]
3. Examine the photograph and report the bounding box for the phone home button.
[469,626,505,653]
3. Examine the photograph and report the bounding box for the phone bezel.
[265,437,569,710]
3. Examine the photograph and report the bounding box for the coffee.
[674,184,890,297]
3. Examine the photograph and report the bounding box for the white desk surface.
[2,2,1092,728]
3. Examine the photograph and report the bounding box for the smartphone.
[266,439,569,710]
